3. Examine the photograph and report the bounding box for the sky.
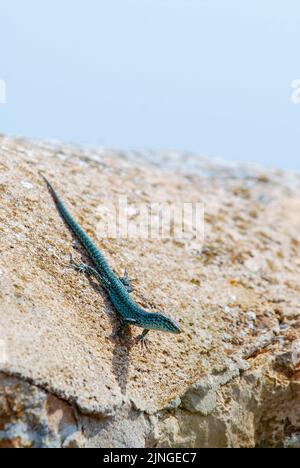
[0,0,299,171]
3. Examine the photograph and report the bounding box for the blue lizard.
[41,175,181,346]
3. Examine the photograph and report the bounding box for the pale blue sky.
[0,1,299,170]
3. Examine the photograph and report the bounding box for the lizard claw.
[138,334,150,350]
[119,268,136,293]
[69,252,77,266]
[68,253,87,274]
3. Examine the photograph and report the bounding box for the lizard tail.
[39,172,112,276]
[39,172,57,199]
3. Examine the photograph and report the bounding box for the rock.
[0,373,81,448]
[0,135,299,447]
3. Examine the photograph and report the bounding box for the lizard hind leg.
[69,253,110,289]
[119,268,136,293]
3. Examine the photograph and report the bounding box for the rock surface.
[0,134,299,447]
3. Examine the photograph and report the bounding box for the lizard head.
[156,314,182,334]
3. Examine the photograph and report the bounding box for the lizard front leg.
[138,329,150,349]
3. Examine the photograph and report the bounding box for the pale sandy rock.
[0,134,299,447]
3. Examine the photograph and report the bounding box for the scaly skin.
[41,175,181,343]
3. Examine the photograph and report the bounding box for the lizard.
[40,174,181,347]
